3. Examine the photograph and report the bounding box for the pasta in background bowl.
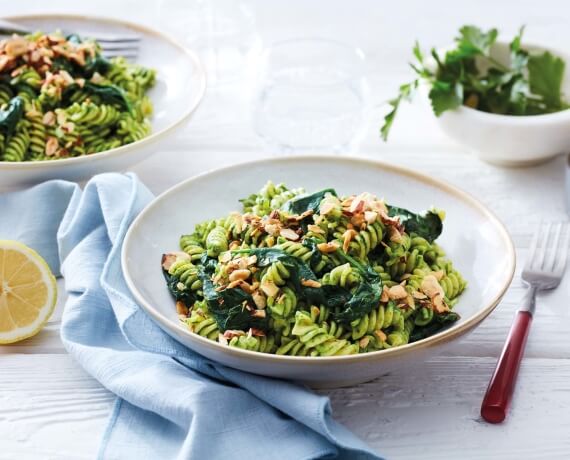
[122,156,515,387]
[0,14,206,190]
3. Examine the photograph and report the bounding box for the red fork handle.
[481,311,533,423]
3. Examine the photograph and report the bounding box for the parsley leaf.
[528,51,566,111]
[429,80,463,115]
[380,81,417,141]
[455,25,498,58]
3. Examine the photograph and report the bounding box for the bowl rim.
[423,40,570,123]
[0,13,207,170]
[122,155,516,365]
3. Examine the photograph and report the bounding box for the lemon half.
[0,240,57,344]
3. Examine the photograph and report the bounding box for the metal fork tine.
[93,36,141,43]
[526,222,541,270]
[536,221,552,270]
[546,222,563,272]
[99,44,140,52]
[554,223,570,275]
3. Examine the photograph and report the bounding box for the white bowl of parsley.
[381,26,570,167]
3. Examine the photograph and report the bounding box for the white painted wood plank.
[3,354,570,459]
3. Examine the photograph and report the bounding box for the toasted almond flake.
[342,229,357,253]
[250,327,266,337]
[264,223,280,236]
[388,284,408,300]
[161,252,189,270]
[374,330,387,342]
[380,286,390,303]
[432,270,444,281]
[406,294,416,310]
[252,291,266,309]
[56,110,67,126]
[359,337,370,348]
[421,275,444,300]
[317,241,339,253]
[413,291,428,300]
[350,213,365,229]
[280,228,299,241]
[251,309,266,319]
[218,333,228,345]
[0,55,12,72]
[246,255,257,266]
[61,121,75,133]
[389,227,404,243]
[5,37,28,58]
[45,136,59,157]
[307,224,325,235]
[229,241,241,250]
[260,280,279,298]
[301,279,321,288]
[219,251,232,263]
[241,281,256,294]
[433,294,449,313]
[230,212,244,234]
[176,301,189,316]
[364,211,378,224]
[223,330,246,339]
[319,202,335,216]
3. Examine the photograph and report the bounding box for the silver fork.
[481,221,570,423]
[0,19,140,59]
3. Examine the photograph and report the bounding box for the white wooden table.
[2,1,570,458]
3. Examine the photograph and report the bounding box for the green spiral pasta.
[0,31,155,162]
[163,181,466,357]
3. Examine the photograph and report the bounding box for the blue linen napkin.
[1,173,383,460]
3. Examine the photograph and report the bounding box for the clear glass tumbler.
[252,38,370,154]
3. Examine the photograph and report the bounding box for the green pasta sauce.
[161,182,467,356]
[0,31,155,161]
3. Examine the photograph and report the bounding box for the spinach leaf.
[51,56,76,74]
[162,269,197,306]
[281,188,337,215]
[332,250,382,323]
[83,54,112,78]
[235,247,382,324]
[63,81,131,112]
[0,97,24,136]
[388,206,443,242]
[410,311,460,342]
[198,265,269,332]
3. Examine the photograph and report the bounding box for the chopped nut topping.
[374,330,387,342]
[223,330,245,340]
[301,279,321,288]
[42,111,56,126]
[161,252,189,270]
[251,309,266,319]
[229,269,251,282]
[260,280,279,298]
[317,241,339,253]
[45,136,59,157]
[364,211,378,224]
[252,291,266,309]
[388,284,408,300]
[5,37,28,58]
[342,229,357,253]
[421,275,448,313]
[380,286,390,303]
[176,301,189,316]
[218,333,228,346]
[359,337,370,348]
[307,224,325,235]
[250,327,266,337]
[319,202,336,215]
[280,228,300,241]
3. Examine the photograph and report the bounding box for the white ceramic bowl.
[0,14,206,190]
[421,41,570,167]
[122,156,515,388]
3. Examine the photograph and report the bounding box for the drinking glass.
[157,0,262,88]
[252,39,370,154]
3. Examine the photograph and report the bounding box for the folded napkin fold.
[1,173,383,460]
